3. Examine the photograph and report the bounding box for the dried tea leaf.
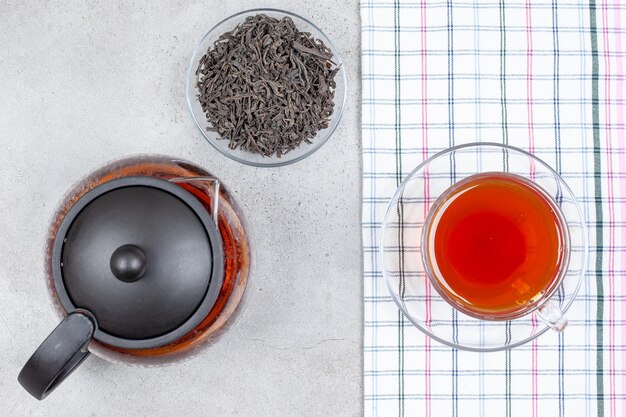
[196,14,339,158]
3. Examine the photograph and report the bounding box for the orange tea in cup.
[422,172,569,319]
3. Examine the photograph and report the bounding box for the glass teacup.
[381,143,587,351]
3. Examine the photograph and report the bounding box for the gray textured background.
[0,1,362,416]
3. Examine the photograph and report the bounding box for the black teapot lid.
[51,176,223,350]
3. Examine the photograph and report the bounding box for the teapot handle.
[18,312,95,400]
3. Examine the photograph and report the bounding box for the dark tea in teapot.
[45,157,251,363]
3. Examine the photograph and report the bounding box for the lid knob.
[110,244,147,283]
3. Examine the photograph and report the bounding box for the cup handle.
[169,177,220,226]
[18,312,95,400]
[536,299,568,332]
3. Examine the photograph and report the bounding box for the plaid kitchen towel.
[361,0,626,416]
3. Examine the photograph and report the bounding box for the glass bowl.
[380,143,587,352]
[186,8,346,167]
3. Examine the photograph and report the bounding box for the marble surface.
[0,1,362,415]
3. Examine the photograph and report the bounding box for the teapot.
[18,156,251,399]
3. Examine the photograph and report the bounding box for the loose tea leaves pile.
[195,14,340,157]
